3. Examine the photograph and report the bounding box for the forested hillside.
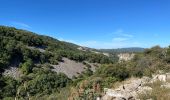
[1,26,170,100]
[0,26,114,69]
[0,26,116,99]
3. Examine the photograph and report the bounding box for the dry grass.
[138,80,170,100]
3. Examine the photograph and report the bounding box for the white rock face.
[118,53,135,62]
[3,67,22,79]
[103,53,110,57]
[151,74,167,83]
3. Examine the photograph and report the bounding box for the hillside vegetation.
[0,26,115,99]
[1,26,170,100]
[68,46,170,99]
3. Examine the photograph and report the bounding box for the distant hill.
[99,47,145,54]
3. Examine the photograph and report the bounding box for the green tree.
[21,59,34,74]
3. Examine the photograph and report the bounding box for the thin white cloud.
[78,40,142,49]
[113,29,134,38]
[57,37,143,49]
[112,37,129,42]
[81,41,97,45]
[121,33,134,38]
[110,29,134,43]
[10,21,31,29]
[57,29,138,49]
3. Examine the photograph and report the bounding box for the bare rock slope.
[51,58,90,78]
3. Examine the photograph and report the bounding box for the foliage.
[0,26,114,73]
[2,26,170,99]
[0,76,18,99]
[95,64,129,81]
[26,70,71,96]
[20,59,34,74]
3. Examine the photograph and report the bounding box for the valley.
[1,26,170,100]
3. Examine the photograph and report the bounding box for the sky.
[0,0,170,49]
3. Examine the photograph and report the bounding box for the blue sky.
[0,0,170,49]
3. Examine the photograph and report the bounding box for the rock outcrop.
[118,53,135,62]
[102,78,149,100]
[101,73,170,100]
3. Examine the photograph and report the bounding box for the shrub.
[21,59,34,74]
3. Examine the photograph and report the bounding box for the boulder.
[151,74,167,83]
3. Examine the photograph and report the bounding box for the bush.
[95,64,129,81]
[21,59,34,74]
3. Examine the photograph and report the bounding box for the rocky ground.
[2,57,97,79]
[51,58,97,78]
[101,73,170,100]
[3,67,22,79]
[2,57,22,79]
